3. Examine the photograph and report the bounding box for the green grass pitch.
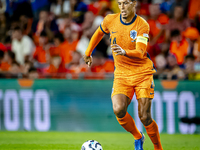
[0,132,200,150]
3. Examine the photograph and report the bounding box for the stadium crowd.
[0,0,199,80]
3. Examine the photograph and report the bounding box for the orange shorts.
[111,75,154,100]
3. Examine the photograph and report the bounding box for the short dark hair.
[174,3,184,9]
[40,30,48,37]
[54,32,64,43]
[0,50,4,59]
[13,26,22,32]
[29,67,37,73]
[7,51,16,60]
[171,29,180,38]
[12,61,20,67]
[185,54,195,60]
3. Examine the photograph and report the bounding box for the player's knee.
[113,104,126,118]
[139,113,152,126]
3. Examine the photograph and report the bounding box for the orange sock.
[117,112,142,140]
[145,120,163,150]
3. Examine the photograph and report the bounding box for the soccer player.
[83,0,163,150]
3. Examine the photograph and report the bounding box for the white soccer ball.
[81,140,103,150]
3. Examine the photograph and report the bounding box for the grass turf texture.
[0,132,200,150]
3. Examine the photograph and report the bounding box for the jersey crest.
[130,30,137,40]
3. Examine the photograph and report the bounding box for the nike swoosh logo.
[150,93,154,95]
[112,31,117,34]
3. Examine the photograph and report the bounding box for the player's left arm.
[111,38,148,59]
[112,22,149,59]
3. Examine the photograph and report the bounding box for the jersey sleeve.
[137,21,150,39]
[99,15,110,35]
[85,27,104,56]
[125,19,150,58]
[136,20,150,46]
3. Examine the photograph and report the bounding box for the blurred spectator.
[71,0,88,24]
[84,51,114,79]
[169,29,189,66]
[82,11,95,30]
[11,26,35,65]
[182,27,200,61]
[50,0,71,18]
[32,10,59,42]
[10,20,20,31]
[169,0,189,18]
[33,30,51,64]
[87,0,100,15]
[0,51,15,72]
[148,4,169,45]
[165,54,185,80]
[0,0,6,14]
[88,0,109,16]
[68,51,88,78]
[59,27,79,65]
[138,0,151,18]
[56,14,72,33]
[28,67,39,79]
[160,42,170,57]
[0,13,9,43]
[19,14,33,36]
[9,61,21,75]
[91,8,112,31]
[194,12,200,33]
[160,0,173,15]
[91,51,114,73]
[30,0,50,20]
[188,0,200,20]
[4,36,11,51]
[0,50,4,67]
[184,54,200,80]
[0,0,199,79]
[44,55,67,78]
[196,37,200,61]
[1,0,32,19]
[155,54,167,74]
[76,27,92,55]
[135,0,142,16]
[51,32,65,56]
[90,7,112,58]
[45,55,61,74]
[147,4,169,63]
[184,54,195,74]
[166,4,191,41]
[153,53,167,79]
[0,42,7,52]
[23,60,33,76]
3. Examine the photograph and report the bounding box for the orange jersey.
[170,39,189,65]
[60,40,78,65]
[100,13,156,78]
[33,46,47,63]
[148,14,169,43]
[0,62,10,71]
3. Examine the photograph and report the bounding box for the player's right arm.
[83,27,104,66]
[84,15,111,66]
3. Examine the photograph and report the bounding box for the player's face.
[118,0,136,19]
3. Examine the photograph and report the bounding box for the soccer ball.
[81,140,103,150]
